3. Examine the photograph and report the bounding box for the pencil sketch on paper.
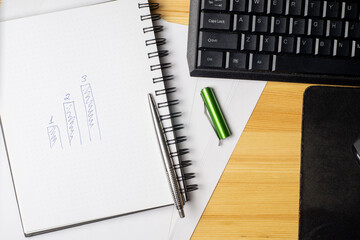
[81,83,101,141]
[47,125,63,150]
[63,101,82,146]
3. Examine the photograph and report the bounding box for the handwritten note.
[63,101,82,146]
[46,76,102,149]
[81,83,101,141]
[47,125,63,150]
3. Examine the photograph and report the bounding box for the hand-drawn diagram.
[63,101,82,146]
[46,76,102,149]
[47,125,63,150]
[81,83,101,141]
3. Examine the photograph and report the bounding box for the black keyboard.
[187,0,360,85]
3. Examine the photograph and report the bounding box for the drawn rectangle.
[47,125,63,150]
[63,101,82,146]
[81,83,101,141]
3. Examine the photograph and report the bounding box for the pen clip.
[202,101,223,146]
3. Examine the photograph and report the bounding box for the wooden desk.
[154,0,311,239]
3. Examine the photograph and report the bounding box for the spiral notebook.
[0,0,195,236]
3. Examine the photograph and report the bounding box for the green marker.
[200,87,231,145]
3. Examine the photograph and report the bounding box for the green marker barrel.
[200,87,231,140]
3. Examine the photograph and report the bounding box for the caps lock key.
[200,12,231,30]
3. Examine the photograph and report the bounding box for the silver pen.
[148,93,185,218]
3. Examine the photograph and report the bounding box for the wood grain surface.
[153,1,311,239]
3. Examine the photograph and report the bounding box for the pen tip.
[178,209,185,218]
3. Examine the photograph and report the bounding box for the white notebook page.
[0,1,172,235]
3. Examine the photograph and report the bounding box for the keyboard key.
[293,18,306,35]
[273,17,287,34]
[325,2,340,18]
[201,0,228,11]
[274,55,360,76]
[250,0,265,13]
[269,0,284,14]
[275,55,360,76]
[328,20,343,37]
[226,52,247,69]
[317,38,332,56]
[279,36,295,53]
[298,37,313,54]
[251,54,270,70]
[307,1,322,17]
[234,14,250,31]
[197,50,224,68]
[349,22,360,38]
[253,16,268,32]
[288,0,302,16]
[310,19,324,36]
[199,31,239,50]
[334,39,350,57]
[261,35,276,52]
[230,0,247,12]
[200,13,231,30]
[344,2,358,20]
[353,41,360,57]
[241,34,258,51]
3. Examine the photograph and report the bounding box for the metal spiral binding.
[182,185,199,193]
[174,160,192,169]
[167,136,187,145]
[178,173,196,181]
[145,38,166,46]
[171,148,190,157]
[150,63,171,71]
[141,13,161,21]
[158,99,179,108]
[155,87,176,96]
[143,25,163,33]
[139,2,198,200]
[138,3,159,10]
[148,50,169,59]
[163,124,184,133]
[153,75,174,83]
[159,111,181,121]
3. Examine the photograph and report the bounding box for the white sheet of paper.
[157,20,267,239]
[0,1,266,239]
[0,0,110,21]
